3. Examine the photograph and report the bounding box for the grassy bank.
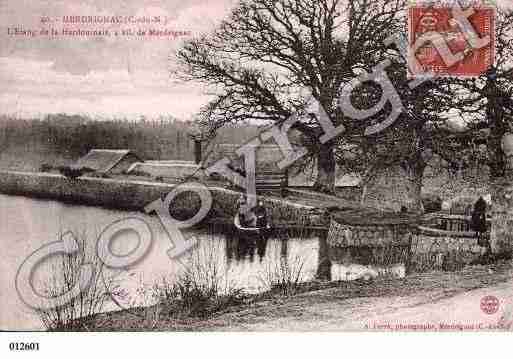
[70,260,513,331]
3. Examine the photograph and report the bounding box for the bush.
[58,166,85,179]
[36,231,114,331]
[153,243,245,318]
[259,243,307,297]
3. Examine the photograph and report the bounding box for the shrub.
[259,241,307,297]
[57,166,97,179]
[153,242,245,318]
[58,166,85,179]
[36,231,114,331]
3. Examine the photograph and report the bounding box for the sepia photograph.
[1,0,513,356]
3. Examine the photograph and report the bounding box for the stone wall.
[326,215,487,274]
[326,217,414,267]
[327,219,412,248]
[410,228,485,272]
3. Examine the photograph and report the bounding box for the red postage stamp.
[408,2,495,77]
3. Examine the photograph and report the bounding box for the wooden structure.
[256,170,289,197]
[74,149,142,175]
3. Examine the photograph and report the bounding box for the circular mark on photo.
[480,295,500,315]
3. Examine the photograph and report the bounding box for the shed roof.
[74,149,142,173]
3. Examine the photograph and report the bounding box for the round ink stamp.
[480,295,500,315]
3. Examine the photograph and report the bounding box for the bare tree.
[447,7,513,178]
[335,54,457,213]
[175,0,406,193]
[334,5,513,212]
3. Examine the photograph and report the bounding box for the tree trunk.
[411,167,424,214]
[486,78,507,178]
[488,109,506,178]
[360,182,368,205]
[313,143,336,194]
[359,167,376,205]
[406,156,426,214]
[316,210,332,281]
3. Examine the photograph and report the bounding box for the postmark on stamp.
[408,1,495,77]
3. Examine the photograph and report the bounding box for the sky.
[0,0,510,121]
[0,0,235,120]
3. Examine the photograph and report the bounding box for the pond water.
[0,194,324,331]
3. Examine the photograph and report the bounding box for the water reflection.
[0,194,320,330]
[181,230,318,297]
[225,232,271,263]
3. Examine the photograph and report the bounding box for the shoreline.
[4,170,510,332]
[0,170,321,226]
[71,260,513,331]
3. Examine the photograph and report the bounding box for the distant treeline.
[0,114,260,171]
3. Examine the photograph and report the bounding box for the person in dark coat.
[254,200,269,228]
[471,197,487,233]
[471,196,491,253]
[236,195,249,226]
[236,194,257,227]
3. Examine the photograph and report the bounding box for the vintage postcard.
[1,0,513,354]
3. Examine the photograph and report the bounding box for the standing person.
[236,194,256,227]
[254,199,269,228]
[237,194,248,226]
[471,196,491,254]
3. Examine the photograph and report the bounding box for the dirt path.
[179,262,513,331]
[84,261,513,331]
[209,279,513,331]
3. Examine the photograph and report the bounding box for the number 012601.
[9,342,40,351]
